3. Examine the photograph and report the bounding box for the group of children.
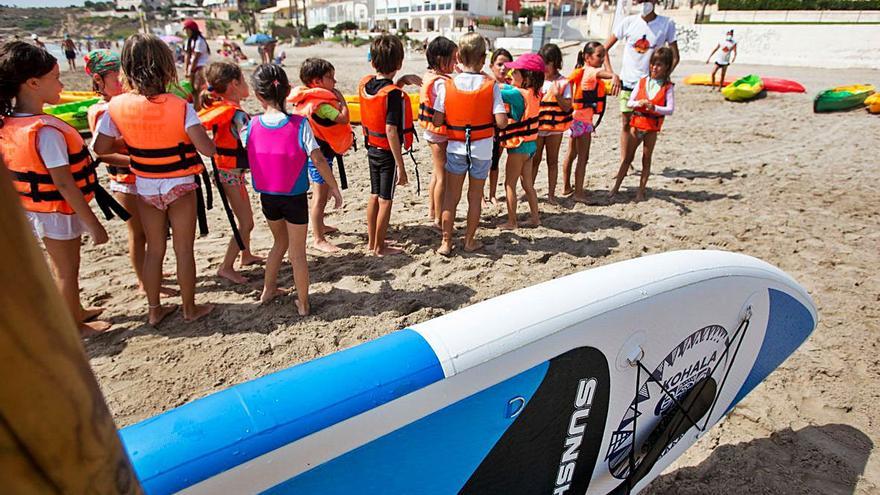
[0,32,675,335]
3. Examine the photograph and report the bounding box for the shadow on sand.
[643,423,873,495]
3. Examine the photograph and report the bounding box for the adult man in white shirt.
[603,0,679,168]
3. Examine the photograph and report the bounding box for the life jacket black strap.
[105,164,132,176]
[418,103,436,116]
[311,113,338,128]
[129,154,204,174]
[126,142,198,159]
[69,146,91,164]
[215,147,239,157]
[499,128,538,140]
[445,122,496,132]
[93,184,132,221]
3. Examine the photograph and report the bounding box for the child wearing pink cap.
[498,53,544,230]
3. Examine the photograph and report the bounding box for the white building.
[115,0,169,11]
[307,0,372,30]
[373,0,503,31]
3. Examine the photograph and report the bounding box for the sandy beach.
[58,42,879,492]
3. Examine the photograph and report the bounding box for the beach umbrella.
[160,35,183,44]
[244,33,274,45]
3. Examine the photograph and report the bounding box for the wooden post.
[0,166,142,494]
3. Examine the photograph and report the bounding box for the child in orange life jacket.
[486,48,512,207]
[0,41,113,336]
[93,34,217,326]
[243,64,342,314]
[532,44,573,205]
[289,57,352,254]
[431,33,507,255]
[199,61,262,284]
[358,34,422,256]
[561,42,619,203]
[610,47,675,202]
[86,50,178,299]
[498,53,544,230]
[419,36,457,230]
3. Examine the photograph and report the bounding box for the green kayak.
[721,75,764,102]
[169,80,195,101]
[814,84,875,113]
[44,97,101,131]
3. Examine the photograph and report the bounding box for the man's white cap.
[31,33,38,39]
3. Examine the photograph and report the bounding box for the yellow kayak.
[59,91,100,104]
[866,93,880,114]
[683,73,738,87]
[722,75,764,102]
[344,94,420,125]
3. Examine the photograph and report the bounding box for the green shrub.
[333,20,359,34]
[718,0,880,9]
[310,23,327,38]
[351,36,369,47]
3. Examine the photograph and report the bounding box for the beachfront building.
[373,0,503,31]
[307,0,373,30]
[204,0,274,21]
[115,0,169,11]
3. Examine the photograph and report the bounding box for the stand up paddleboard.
[120,250,817,494]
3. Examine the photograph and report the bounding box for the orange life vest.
[198,101,249,170]
[358,75,414,151]
[1,115,100,214]
[108,93,204,178]
[288,86,354,156]
[417,71,449,135]
[629,77,672,133]
[499,87,541,149]
[569,67,607,126]
[87,101,135,184]
[442,75,497,144]
[537,76,573,132]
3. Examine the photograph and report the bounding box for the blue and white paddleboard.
[120,250,817,494]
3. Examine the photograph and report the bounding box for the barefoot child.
[610,47,675,202]
[432,32,507,255]
[243,64,342,314]
[288,57,354,253]
[85,49,162,298]
[487,48,512,206]
[561,42,618,203]
[532,43,572,205]
[498,53,543,230]
[0,41,117,336]
[418,36,456,230]
[199,61,261,284]
[358,34,421,256]
[93,33,216,325]
[706,29,737,91]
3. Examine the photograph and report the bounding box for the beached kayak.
[866,93,880,114]
[722,74,764,102]
[682,73,738,87]
[169,80,195,102]
[44,97,101,131]
[814,84,875,113]
[58,90,99,104]
[344,93,420,125]
[761,77,806,93]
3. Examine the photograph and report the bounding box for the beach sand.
[61,43,879,492]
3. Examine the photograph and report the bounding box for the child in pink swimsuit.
[243,64,343,315]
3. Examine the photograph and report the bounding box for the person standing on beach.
[706,29,737,91]
[603,0,678,175]
[62,35,77,71]
[183,19,210,110]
